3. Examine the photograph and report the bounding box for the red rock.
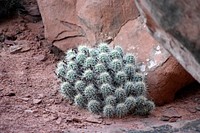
[135,0,200,83]
[85,115,102,124]
[33,99,42,104]
[37,0,139,51]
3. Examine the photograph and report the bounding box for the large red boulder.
[135,0,200,83]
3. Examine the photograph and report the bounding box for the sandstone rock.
[37,0,139,51]
[135,0,200,83]
[112,18,194,105]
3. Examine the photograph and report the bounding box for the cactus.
[94,63,106,74]
[88,100,101,114]
[83,57,97,69]
[115,88,126,102]
[109,59,123,72]
[78,45,89,54]
[89,48,99,57]
[67,61,78,70]
[116,103,128,118]
[76,52,87,65]
[55,66,66,78]
[98,52,111,65]
[124,53,136,64]
[74,94,87,108]
[57,61,67,68]
[124,64,135,78]
[60,82,76,100]
[134,82,146,96]
[98,43,110,53]
[103,105,115,118]
[135,96,155,115]
[132,73,145,82]
[114,45,123,57]
[83,69,94,81]
[110,49,122,60]
[100,83,113,98]
[75,80,86,93]
[114,71,127,84]
[84,84,97,100]
[65,49,76,61]
[124,81,135,96]
[56,43,155,118]
[97,72,112,85]
[65,69,77,83]
[125,96,136,111]
[105,95,117,106]
[145,101,155,113]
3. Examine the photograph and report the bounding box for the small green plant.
[60,82,76,100]
[78,45,89,54]
[109,59,123,72]
[124,53,136,64]
[134,96,155,115]
[75,80,86,93]
[124,64,135,77]
[94,63,107,74]
[114,71,127,84]
[76,52,87,65]
[124,81,135,95]
[56,43,154,118]
[65,69,77,83]
[134,82,146,96]
[132,73,145,82]
[83,57,97,69]
[116,103,128,118]
[88,100,101,114]
[114,45,123,57]
[98,52,111,65]
[98,43,110,53]
[83,69,94,81]
[74,94,87,108]
[100,83,113,98]
[97,72,112,85]
[125,96,136,111]
[103,105,115,118]
[67,61,78,71]
[105,95,117,106]
[84,84,97,100]
[110,49,121,60]
[115,88,126,102]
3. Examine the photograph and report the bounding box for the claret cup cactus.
[55,43,155,118]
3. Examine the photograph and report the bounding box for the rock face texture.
[37,0,139,51]
[135,0,200,83]
[37,0,195,105]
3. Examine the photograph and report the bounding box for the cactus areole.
[55,43,155,118]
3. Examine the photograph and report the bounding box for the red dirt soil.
[0,6,200,133]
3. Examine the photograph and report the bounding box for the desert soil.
[0,2,200,133]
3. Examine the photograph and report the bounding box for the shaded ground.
[0,2,200,133]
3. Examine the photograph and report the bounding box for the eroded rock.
[37,0,139,51]
[135,0,200,83]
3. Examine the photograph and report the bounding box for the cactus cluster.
[55,43,155,118]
